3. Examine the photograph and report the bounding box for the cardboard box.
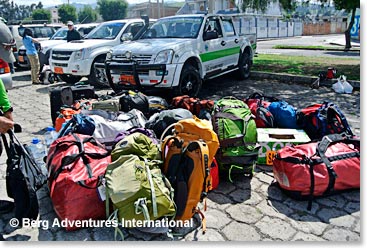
[257,128,311,165]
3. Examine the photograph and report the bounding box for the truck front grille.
[114,54,152,65]
[52,51,73,61]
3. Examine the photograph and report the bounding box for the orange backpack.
[161,117,219,232]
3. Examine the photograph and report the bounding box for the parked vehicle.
[0,58,13,90]
[7,23,61,65]
[102,14,255,97]
[17,23,99,69]
[49,18,153,87]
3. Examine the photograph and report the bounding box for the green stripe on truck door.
[200,46,240,62]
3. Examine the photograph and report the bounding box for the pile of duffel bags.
[243,92,359,210]
[45,86,359,233]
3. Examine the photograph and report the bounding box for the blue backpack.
[268,101,299,129]
[58,114,96,138]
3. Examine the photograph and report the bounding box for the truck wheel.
[88,57,108,88]
[175,65,202,97]
[238,51,251,80]
[58,75,82,84]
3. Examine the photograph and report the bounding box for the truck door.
[220,17,241,69]
[200,16,225,75]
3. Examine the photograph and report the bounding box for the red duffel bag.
[47,133,111,230]
[273,133,360,210]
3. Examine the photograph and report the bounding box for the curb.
[274,47,360,52]
[251,71,360,89]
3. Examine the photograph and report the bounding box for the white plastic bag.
[332,75,353,94]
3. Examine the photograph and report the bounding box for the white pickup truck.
[49,18,149,86]
[103,14,256,96]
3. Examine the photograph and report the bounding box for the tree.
[333,0,359,49]
[97,0,128,21]
[58,4,78,24]
[36,1,43,9]
[32,9,51,22]
[78,6,98,23]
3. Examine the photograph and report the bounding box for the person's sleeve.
[0,79,12,113]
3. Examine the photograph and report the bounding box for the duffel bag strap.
[316,133,345,195]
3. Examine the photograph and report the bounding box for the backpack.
[161,117,219,227]
[106,133,176,222]
[145,108,193,139]
[244,99,275,128]
[245,92,278,128]
[296,102,353,140]
[47,133,111,230]
[2,131,47,221]
[268,101,299,129]
[119,91,149,118]
[147,95,169,116]
[171,95,214,116]
[273,133,360,210]
[212,97,258,181]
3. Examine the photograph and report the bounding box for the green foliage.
[58,4,78,24]
[97,0,128,21]
[32,9,51,22]
[333,0,360,11]
[78,6,98,23]
[241,0,295,13]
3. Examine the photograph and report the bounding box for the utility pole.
[157,0,160,18]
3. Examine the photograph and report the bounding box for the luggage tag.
[97,178,107,202]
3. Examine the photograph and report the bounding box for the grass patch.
[273,45,346,50]
[253,54,360,81]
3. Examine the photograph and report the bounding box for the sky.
[11,0,165,7]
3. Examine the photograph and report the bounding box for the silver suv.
[7,23,61,65]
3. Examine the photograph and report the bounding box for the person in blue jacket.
[22,28,41,84]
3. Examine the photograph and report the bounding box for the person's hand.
[0,116,14,133]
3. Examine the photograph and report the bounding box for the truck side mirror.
[203,30,218,41]
[121,33,133,42]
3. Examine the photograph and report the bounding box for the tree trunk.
[344,7,357,50]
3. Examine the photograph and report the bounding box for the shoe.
[32,81,42,84]
[0,234,5,241]
[0,200,14,214]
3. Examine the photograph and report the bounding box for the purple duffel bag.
[114,127,159,146]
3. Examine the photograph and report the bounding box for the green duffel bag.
[212,96,259,181]
[92,98,120,112]
[105,133,176,221]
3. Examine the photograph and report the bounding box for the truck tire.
[238,51,251,80]
[175,64,202,97]
[88,57,108,88]
[58,74,82,84]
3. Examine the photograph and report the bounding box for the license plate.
[54,67,64,74]
[18,55,24,62]
[119,74,136,85]
[265,150,277,166]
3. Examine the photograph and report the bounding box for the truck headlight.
[154,49,174,64]
[74,48,89,60]
[106,51,112,60]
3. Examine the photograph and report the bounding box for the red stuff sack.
[273,133,360,210]
[209,157,219,191]
[47,133,111,230]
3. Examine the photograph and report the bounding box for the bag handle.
[316,133,356,195]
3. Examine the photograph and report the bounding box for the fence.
[230,14,347,38]
[230,14,303,39]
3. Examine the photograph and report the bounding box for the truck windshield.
[50,27,68,40]
[142,16,203,39]
[85,22,125,39]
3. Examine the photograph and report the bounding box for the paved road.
[0,70,360,241]
[257,34,360,59]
